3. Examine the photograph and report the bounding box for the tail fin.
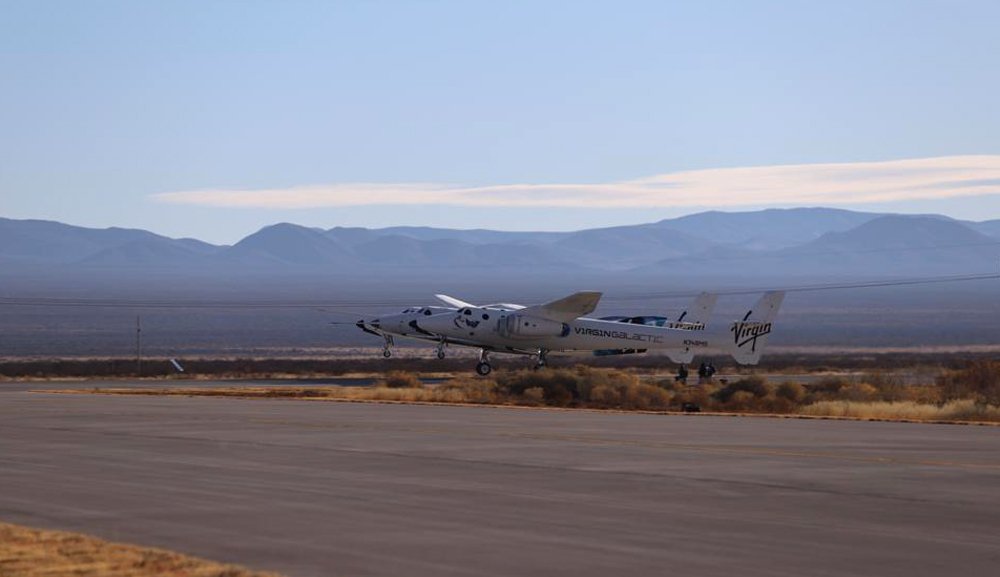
[728,291,785,365]
[671,292,717,329]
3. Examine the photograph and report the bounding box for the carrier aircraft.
[356,291,783,375]
[356,293,716,363]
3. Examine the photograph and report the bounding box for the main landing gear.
[436,339,447,360]
[475,349,492,376]
[533,349,549,370]
[382,334,394,358]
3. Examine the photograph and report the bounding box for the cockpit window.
[463,309,472,315]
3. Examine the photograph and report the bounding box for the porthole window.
[482,314,489,320]
[424,309,432,315]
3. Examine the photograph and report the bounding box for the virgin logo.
[730,321,772,352]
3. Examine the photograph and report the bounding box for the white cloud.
[151,155,1000,210]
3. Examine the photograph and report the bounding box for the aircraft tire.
[437,350,446,360]
[383,349,392,359]
[475,362,492,376]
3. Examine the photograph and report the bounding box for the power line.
[604,272,1000,301]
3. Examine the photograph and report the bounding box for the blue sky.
[2,0,999,243]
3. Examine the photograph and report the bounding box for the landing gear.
[436,340,446,360]
[475,349,492,376]
[382,334,394,359]
[674,364,689,384]
[533,349,549,370]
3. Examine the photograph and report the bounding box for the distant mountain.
[2,209,999,278]
[0,217,164,263]
[81,236,218,267]
[647,215,1000,277]
[225,223,355,266]
[548,224,712,269]
[653,208,880,250]
[969,219,1000,238]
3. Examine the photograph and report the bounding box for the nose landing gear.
[475,349,492,376]
[382,335,394,358]
[436,339,447,360]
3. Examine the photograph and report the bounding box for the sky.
[2,0,999,244]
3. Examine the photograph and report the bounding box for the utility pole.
[135,315,142,376]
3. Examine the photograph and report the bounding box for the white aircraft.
[356,291,785,376]
[411,291,783,375]
[355,293,717,363]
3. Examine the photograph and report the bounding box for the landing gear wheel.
[382,349,392,359]
[475,362,492,376]
[436,348,446,360]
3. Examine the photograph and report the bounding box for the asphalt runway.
[1,381,998,577]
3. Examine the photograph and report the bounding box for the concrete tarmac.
[1,380,998,577]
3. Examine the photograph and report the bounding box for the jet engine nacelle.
[500,314,570,338]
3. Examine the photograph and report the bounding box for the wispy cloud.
[151,155,1000,210]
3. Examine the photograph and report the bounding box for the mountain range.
[2,208,999,278]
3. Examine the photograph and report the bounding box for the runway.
[1,381,998,576]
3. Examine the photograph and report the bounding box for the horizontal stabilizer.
[521,291,603,322]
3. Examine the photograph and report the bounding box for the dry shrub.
[863,371,907,401]
[840,382,879,402]
[492,367,677,410]
[381,371,423,388]
[800,400,1000,422]
[807,376,849,401]
[725,390,758,411]
[576,367,641,401]
[589,382,671,410]
[440,376,501,404]
[712,376,769,404]
[521,386,545,406]
[671,385,715,411]
[497,368,579,406]
[937,361,1000,406]
[775,381,806,403]
[654,378,683,392]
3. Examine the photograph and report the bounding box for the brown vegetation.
[55,361,1000,424]
[0,521,281,577]
[936,360,1000,406]
[4,351,1000,380]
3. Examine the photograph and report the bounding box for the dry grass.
[78,383,498,405]
[798,399,1000,422]
[0,521,281,577]
[57,364,1000,425]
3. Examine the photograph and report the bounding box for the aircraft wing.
[520,291,602,322]
[434,294,475,308]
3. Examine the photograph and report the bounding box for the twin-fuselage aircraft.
[356,290,784,375]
